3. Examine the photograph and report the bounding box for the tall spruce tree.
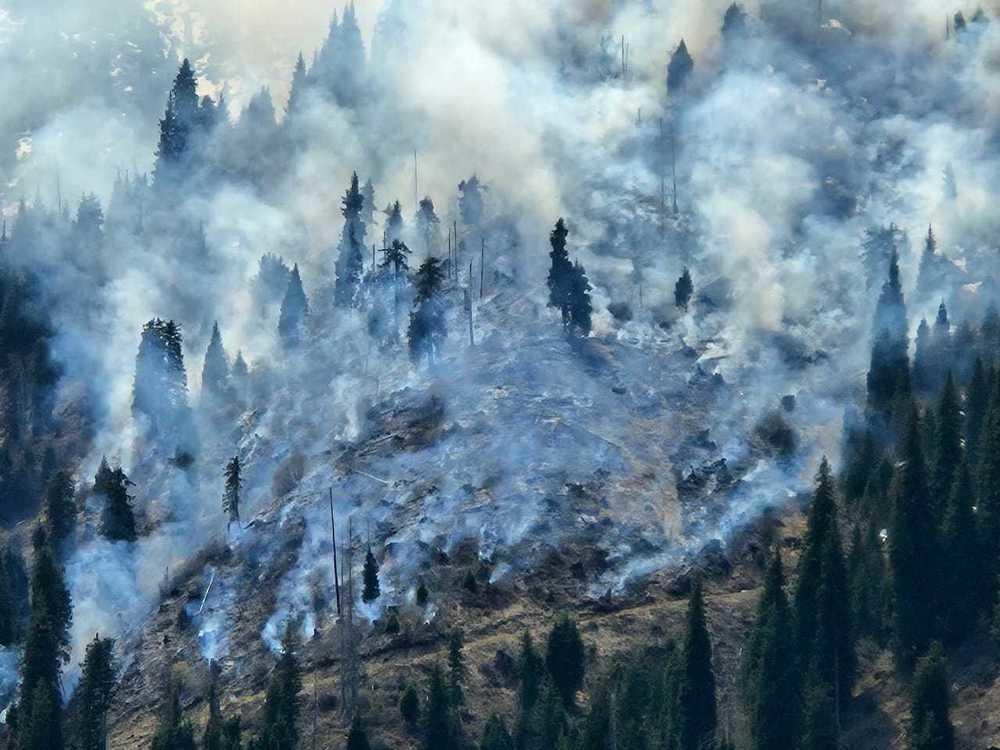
[201,322,230,404]
[257,625,302,750]
[940,459,978,643]
[547,219,573,325]
[278,264,309,348]
[334,173,367,308]
[362,547,380,603]
[908,644,954,750]
[424,664,458,750]
[930,373,962,517]
[151,678,196,750]
[675,267,694,310]
[867,249,910,419]
[667,40,694,94]
[977,376,1000,583]
[794,459,853,710]
[416,197,441,257]
[743,552,798,750]
[99,466,137,543]
[676,582,716,750]
[448,630,466,709]
[43,470,75,548]
[74,635,116,750]
[890,412,938,668]
[848,520,887,645]
[545,615,586,709]
[408,257,447,366]
[481,714,515,750]
[568,262,594,336]
[345,715,372,750]
[966,358,990,460]
[519,631,545,714]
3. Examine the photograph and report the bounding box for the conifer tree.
[568,262,593,336]
[286,53,308,119]
[29,528,71,656]
[345,715,371,750]
[223,456,242,532]
[0,550,13,646]
[201,322,230,404]
[379,239,412,279]
[940,460,978,643]
[458,176,485,228]
[848,520,887,645]
[278,264,309,348]
[151,678,196,750]
[675,267,694,310]
[362,179,377,232]
[385,200,404,245]
[743,552,798,750]
[99,466,137,543]
[931,373,962,511]
[519,631,545,714]
[797,675,836,750]
[676,582,716,750]
[481,714,515,750]
[890,413,938,668]
[908,644,954,750]
[133,319,192,439]
[257,625,302,750]
[545,615,586,708]
[912,319,932,395]
[867,249,910,419]
[334,173,367,308]
[794,459,853,709]
[362,547,380,603]
[976,377,1000,574]
[74,635,116,750]
[416,197,441,257]
[231,351,249,401]
[966,358,990,460]
[43,470,75,548]
[667,40,694,94]
[408,257,447,366]
[448,630,466,708]
[400,685,420,730]
[722,3,749,38]
[547,219,573,325]
[424,664,458,750]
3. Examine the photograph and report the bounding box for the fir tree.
[362,547,380,603]
[43,470,75,548]
[675,267,694,310]
[361,179,377,231]
[424,664,458,750]
[286,53,308,119]
[345,715,371,750]
[568,262,593,336]
[385,200,404,245]
[201,322,230,404]
[930,373,961,511]
[416,197,441,257]
[231,351,249,401]
[481,714,515,750]
[99,466,137,543]
[258,625,302,750]
[334,173,367,308]
[667,40,694,94]
[519,631,545,714]
[28,528,72,656]
[448,629,466,708]
[743,552,798,750]
[848,521,887,645]
[151,678,196,750]
[0,549,13,646]
[976,377,1000,575]
[909,644,954,750]
[912,319,932,395]
[676,582,716,750]
[965,358,990,460]
[74,635,116,750]
[547,219,573,325]
[133,319,192,440]
[278,264,309,348]
[408,257,447,366]
[400,685,420,730]
[867,249,910,419]
[722,3,749,38]
[379,239,412,279]
[223,456,242,532]
[458,176,485,228]
[794,458,853,710]
[890,412,938,669]
[797,674,836,750]
[545,615,586,709]
[416,579,429,608]
[940,460,978,643]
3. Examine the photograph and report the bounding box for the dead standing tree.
[338,516,360,718]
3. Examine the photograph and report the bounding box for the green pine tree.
[481,714,515,750]
[362,548,380,603]
[278,264,309,349]
[890,412,938,669]
[345,715,371,750]
[908,643,954,750]
[743,552,798,750]
[99,466,137,543]
[257,625,302,750]
[545,615,586,709]
[940,460,979,643]
[448,629,466,708]
[400,684,420,730]
[423,664,458,750]
[74,635,116,750]
[675,582,717,750]
[150,678,196,750]
[43,470,75,548]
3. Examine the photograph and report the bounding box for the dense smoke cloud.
[4,0,1000,692]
